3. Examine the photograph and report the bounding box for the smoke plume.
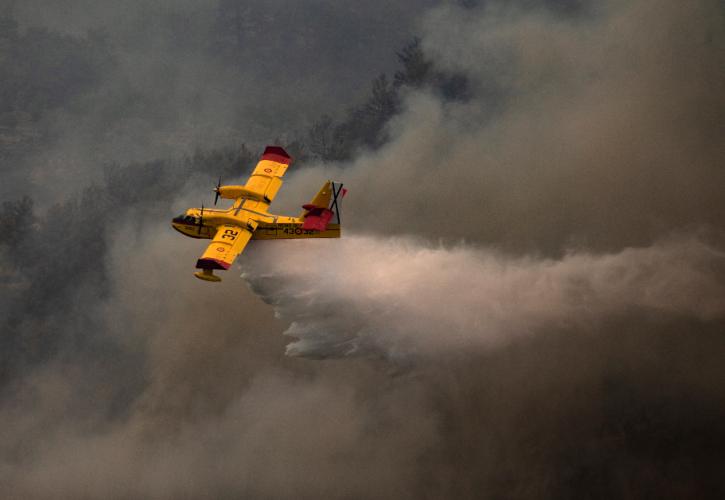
[241,234,725,359]
[1,0,725,498]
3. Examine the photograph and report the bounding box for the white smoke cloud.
[241,234,725,359]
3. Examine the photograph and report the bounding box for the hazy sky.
[2,0,725,498]
[3,0,437,200]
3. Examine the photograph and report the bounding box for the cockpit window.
[173,214,198,225]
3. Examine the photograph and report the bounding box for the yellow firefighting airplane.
[171,146,345,282]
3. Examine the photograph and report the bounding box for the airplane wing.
[196,223,257,274]
[243,146,292,206]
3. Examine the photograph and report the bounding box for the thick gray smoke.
[247,0,725,364]
[280,0,725,255]
[2,0,725,498]
[3,0,434,202]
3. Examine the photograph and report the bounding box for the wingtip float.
[171,146,346,282]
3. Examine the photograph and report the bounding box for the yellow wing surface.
[192,147,293,281]
[241,146,291,212]
[194,223,257,281]
[182,146,344,282]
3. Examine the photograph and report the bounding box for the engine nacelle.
[217,185,268,202]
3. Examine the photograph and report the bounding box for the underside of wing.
[195,224,255,281]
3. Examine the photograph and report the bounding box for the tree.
[358,74,399,148]
[307,115,336,161]
[0,196,34,248]
[394,38,433,89]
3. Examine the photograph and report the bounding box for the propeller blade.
[214,176,222,205]
[198,203,204,234]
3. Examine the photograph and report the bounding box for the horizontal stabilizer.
[302,207,334,231]
[300,180,346,228]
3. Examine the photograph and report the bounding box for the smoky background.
[1,0,725,498]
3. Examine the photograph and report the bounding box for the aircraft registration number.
[282,227,315,235]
